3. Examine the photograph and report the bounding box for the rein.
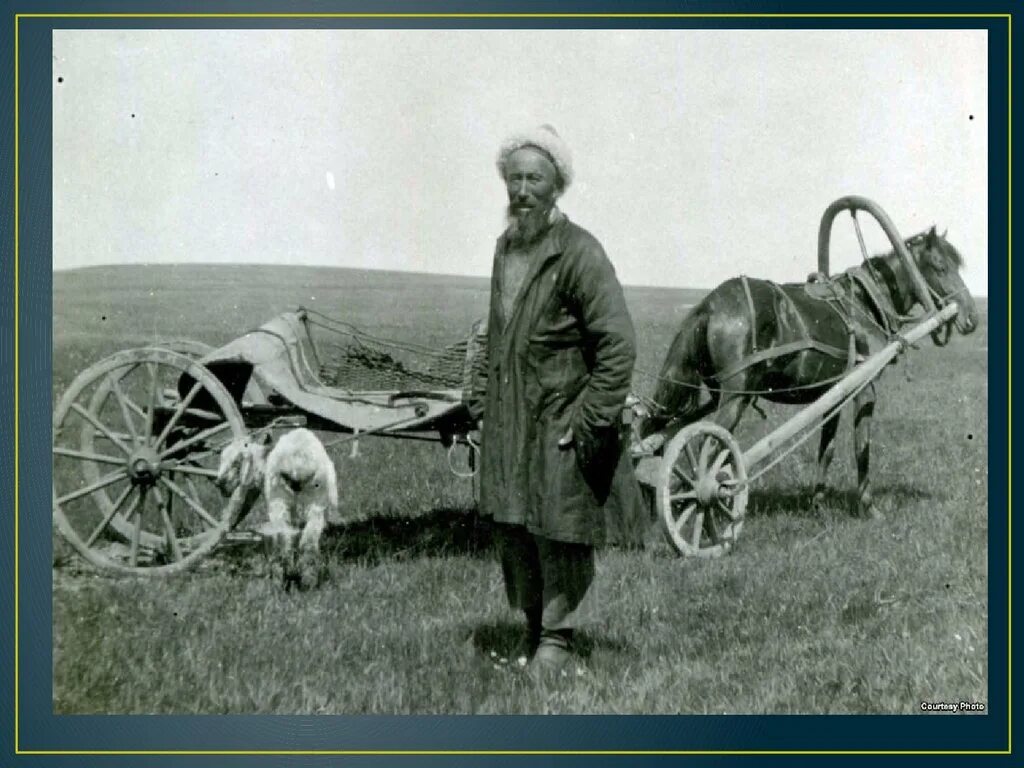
[632,366,852,400]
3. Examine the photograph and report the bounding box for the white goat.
[216,428,338,589]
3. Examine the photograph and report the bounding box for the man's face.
[504,147,560,220]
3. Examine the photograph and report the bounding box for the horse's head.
[909,227,979,344]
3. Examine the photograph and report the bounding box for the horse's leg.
[854,382,883,520]
[713,393,750,434]
[812,413,841,514]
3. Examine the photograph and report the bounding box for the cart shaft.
[743,302,959,472]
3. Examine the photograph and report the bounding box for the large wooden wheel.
[53,348,248,575]
[657,422,748,557]
[152,338,215,359]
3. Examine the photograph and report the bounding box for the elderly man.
[474,125,644,675]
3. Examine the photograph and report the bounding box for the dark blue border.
[2,3,1014,766]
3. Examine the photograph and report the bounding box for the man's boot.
[530,628,574,677]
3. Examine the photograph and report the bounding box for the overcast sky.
[53,28,988,295]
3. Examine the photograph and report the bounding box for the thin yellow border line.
[15,11,1014,16]
[22,9,1007,761]
[1008,11,1014,757]
[13,11,19,759]
[11,750,1016,757]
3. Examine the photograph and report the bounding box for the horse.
[637,226,979,519]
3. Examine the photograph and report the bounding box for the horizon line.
[52,260,991,298]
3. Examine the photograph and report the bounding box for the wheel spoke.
[153,381,204,451]
[84,484,136,547]
[672,502,695,537]
[177,445,226,467]
[691,511,704,550]
[684,443,700,475]
[158,422,232,461]
[143,362,159,445]
[162,462,220,479]
[153,486,184,562]
[671,464,696,490]
[121,392,148,421]
[698,437,715,473]
[70,403,132,455]
[705,506,722,544]
[183,446,219,462]
[159,475,221,529]
[711,448,731,474]
[91,430,135,445]
[112,362,142,386]
[669,489,697,503]
[56,469,129,506]
[717,498,739,521]
[109,373,141,446]
[129,487,146,567]
[183,474,204,506]
[53,446,126,466]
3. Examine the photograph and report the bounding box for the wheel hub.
[128,447,161,485]
[695,472,720,505]
[696,468,739,505]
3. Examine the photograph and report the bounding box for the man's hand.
[558,427,574,448]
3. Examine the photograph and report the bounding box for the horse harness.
[718,271,896,385]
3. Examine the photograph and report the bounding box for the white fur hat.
[496,124,574,189]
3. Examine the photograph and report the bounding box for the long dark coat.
[476,214,647,546]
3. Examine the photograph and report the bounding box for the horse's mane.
[903,228,966,268]
[849,228,965,276]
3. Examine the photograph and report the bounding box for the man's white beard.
[505,203,556,248]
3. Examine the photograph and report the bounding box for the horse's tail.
[640,303,710,438]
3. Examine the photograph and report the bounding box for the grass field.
[51,264,989,715]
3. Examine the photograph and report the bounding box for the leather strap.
[740,275,758,354]
[717,338,851,383]
[847,268,896,336]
